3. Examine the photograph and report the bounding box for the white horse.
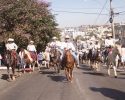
[106,45,121,78]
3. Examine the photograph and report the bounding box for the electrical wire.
[52,10,108,16]
[94,0,110,11]
[93,0,108,25]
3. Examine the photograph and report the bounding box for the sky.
[45,0,125,28]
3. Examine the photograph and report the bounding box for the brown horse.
[23,50,36,73]
[4,50,21,82]
[50,48,61,74]
[88,49,103,71]
[62,50,75,82]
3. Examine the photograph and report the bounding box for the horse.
[42,51,50,68]
[82,51,89,64]
[106,45,121,78]
[50,48,61,74]
[62,50,75,82]
[87,49,103,71]
[23,50,37,73]
[4,50,21,81]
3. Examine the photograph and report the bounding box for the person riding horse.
[50,37,62,52]
[61,35,79,69]
[92,40,100,58]
[27,40,37,61]
[104,34,115,59]
[49,37,62,61]
[6,38,20,65]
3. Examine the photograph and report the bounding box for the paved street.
[0,64,125,100]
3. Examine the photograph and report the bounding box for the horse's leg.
[44,61,47,68]
[23,64,26,73]
[12,68,15,81]
[113,63,117,78]
[47,61,50,69]
[70,68,73,83]
[107,62,110,76]
[54,63,57,74]
[32,62,35,72]
[65,68,69,81]
[29,64,32,74]
[18,65,21,77]
[57,63,60,74]
[7,66,12,82]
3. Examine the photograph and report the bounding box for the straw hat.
[107,34,112,37]
[52,37,57,39]
[8,38,14,42]
[30,40,34,43]
[65,35,70,39]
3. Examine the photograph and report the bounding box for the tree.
[0,0,60,52]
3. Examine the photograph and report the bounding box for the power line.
[94,0,110,11]
[93,0,108,25]
[52,10,109,16]
[51,6,125,10]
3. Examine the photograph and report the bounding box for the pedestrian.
[19,47,24,68]
[0,54,2,66]
[121,45,125,68]
[38,52,43,67]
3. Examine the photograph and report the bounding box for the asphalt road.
[0,63,125,100]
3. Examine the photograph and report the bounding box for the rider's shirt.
[6,43,18,51]
[61,42,75,51]
[88,45,94,50]
[105,39,115,47]
[45,46,51,53]
[50,41,61,49]
[27,44,36,52]
[94,44,100,50]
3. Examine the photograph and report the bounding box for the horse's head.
[64,50,71,63]
[114,45,121,56]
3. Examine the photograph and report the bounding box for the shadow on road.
[1,74,8,80]
[40,71,55,75]
[90,87,125,100]
[83,72,106,76]
[47,75,66,82]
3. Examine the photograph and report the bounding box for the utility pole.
[110,0,115,39]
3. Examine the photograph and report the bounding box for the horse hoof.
[7,78,12,82]
[70,81,73,83]
[12,77,15,81]
[18,74,21,77]
[115,76,117,78]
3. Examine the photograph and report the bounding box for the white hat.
[52,37,57,39]
[65,35,70,39]
[30,40,34,43]
[8,38,14,41]
[107,34,112,37]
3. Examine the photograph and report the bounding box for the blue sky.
[45,0,125,28]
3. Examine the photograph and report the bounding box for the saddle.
[30,53,34,59]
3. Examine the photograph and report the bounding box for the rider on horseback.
[61,35,79,69]
[27,40,37,61]
[104,34,115,57]
[50,36,62,55]
[92,40,100,57]
[6,38,20,65]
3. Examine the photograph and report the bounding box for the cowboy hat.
[30,40,34,43]
[52,37,57,39]
[65,35,70,39]
[8,38,14,41]
[107,34,112,37]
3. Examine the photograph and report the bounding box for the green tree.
[0,0,59,52]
